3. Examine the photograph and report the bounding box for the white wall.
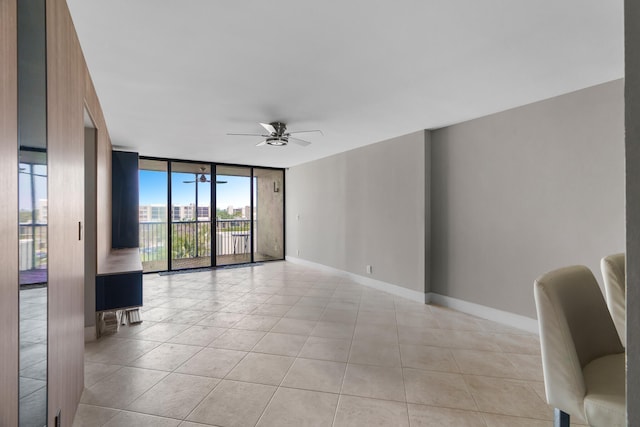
[286,131,428,294]
[430,80,625,318]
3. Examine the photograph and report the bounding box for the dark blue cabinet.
[95,271,143,312]
[112,151,139,248]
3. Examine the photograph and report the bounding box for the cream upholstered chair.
[534,265,625,427]
[601,253,626,346]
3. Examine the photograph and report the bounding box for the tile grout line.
[394,298,412,426]
[254,284,341,427]
[330,284,364,426]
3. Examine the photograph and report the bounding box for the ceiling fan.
[183,167,227,184]
[228,122,322,147]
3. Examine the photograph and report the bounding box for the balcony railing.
[19,223,47,271]
[139,219,253,265]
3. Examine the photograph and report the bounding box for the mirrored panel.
[18,0,48,425]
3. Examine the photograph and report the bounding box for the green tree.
[216,209,233,219]
[19,210,33,223]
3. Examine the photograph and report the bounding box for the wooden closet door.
[46,0,85,424]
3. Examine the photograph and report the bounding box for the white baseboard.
[84,325,97,342]
[285,256,538,334]
[285,256,426,303]
[429,293,539,334]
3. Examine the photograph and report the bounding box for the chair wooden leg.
[554,408,570,427]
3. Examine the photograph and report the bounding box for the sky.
[19,164,47,211]
[139,170,251,208]
[19,166,252,213]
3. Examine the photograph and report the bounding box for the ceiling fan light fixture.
[266,136,288,146]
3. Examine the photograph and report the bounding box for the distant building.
[140,204,211,222]
[228,205,254,219]
[172,204,194,221]
[197,206,210,221]
[36,199,48,224]
[139,204,167,222]
[241,205,254,219]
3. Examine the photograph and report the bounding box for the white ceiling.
[67,0,623,168]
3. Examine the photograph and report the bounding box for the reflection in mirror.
[18,0,48,425]
[18,152,48,427]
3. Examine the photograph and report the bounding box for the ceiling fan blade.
[182,180,196,183]
[256,140,267,146]
[289,137,312,147]
[227,133,268,137]
[216,180,227,184]
[287,129,324,136]
[259,122,277,135]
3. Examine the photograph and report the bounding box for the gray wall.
[431,79,625,318]
[84,127,97,328]
[256,168,284,259]
[625,0,639,422]
[286,131,428,294]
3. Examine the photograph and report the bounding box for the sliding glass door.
[139,159,168,272]
[215,165,252,266]
[170,162,212,270]
[138,158,285,272]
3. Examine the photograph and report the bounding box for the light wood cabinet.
[1,0,114,425]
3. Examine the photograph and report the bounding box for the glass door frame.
[140,156,285,273]
[168,160,214,271]
[214,165,253,267]
[138,159,169,272]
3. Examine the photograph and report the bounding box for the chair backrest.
[534,265,624,418]
[601,253,626,346]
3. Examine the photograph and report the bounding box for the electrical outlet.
[366,265,372,274]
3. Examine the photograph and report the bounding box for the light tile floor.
[73,261,581,427]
